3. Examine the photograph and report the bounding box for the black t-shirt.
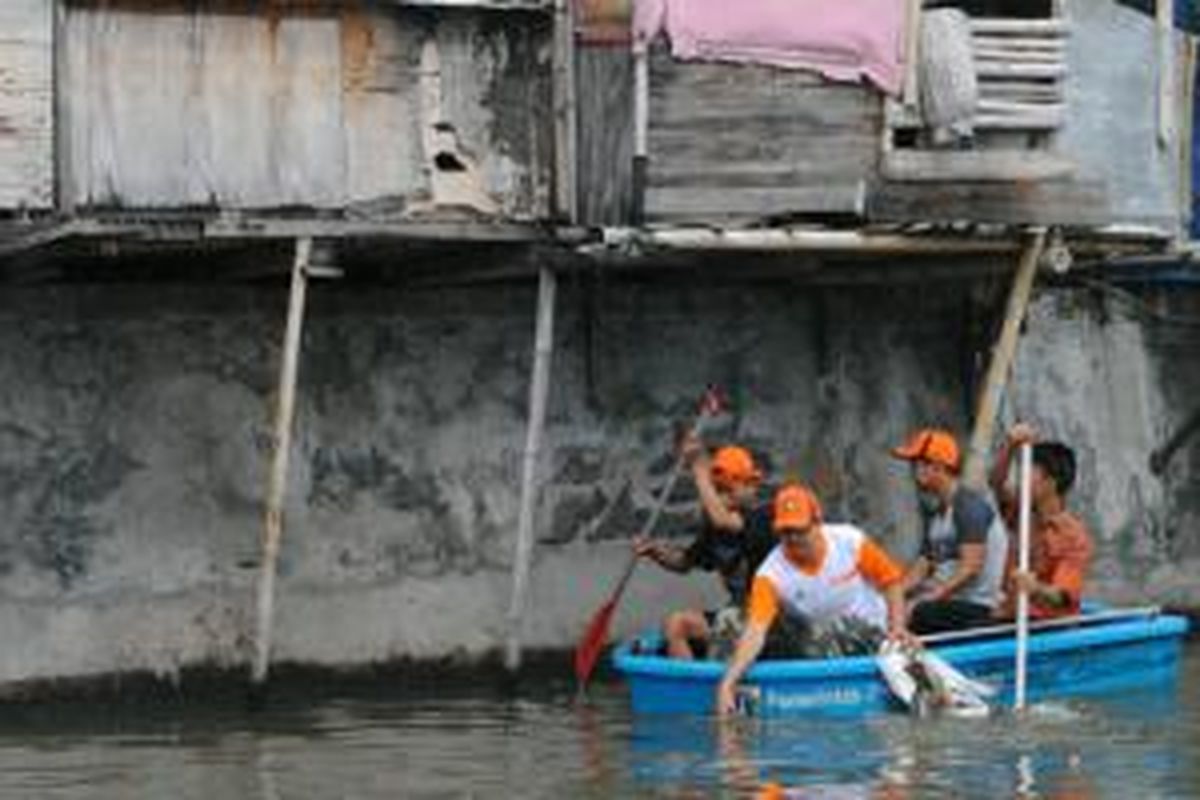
[683,504,776,606]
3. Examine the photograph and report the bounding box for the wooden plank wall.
[60,2,553,218]
[643,48,880,225]
[576,1,1184,231]
[575,44,633,226]
[0,0,53,210]
[871,1,1185,229]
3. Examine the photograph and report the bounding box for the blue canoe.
[613,607,1190,716]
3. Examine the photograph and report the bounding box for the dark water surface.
[0,646,1196,799]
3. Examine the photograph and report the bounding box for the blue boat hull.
[613,612,1190,716]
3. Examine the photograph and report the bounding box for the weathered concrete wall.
[1057,0,1187,230]
[0,273,1194,685]
[1009,283,1200,605]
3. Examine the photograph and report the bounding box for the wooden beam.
[882,150,1073,182]
[384,0,551,9]
[632,43,649,225]
[646,184,866,219]
[972,37,1065,53]
[867,179,1117,227]
[888,103,1064,131]
[962,229,1046,491]
[974,62,1066,80]
[504,266,558,673]
[251,237,312,688]
[53,0,72,214]
[974,49,1064,64]
[552,0,577,221]
[903,0,922,106]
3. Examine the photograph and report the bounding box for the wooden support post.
[553,0,577,222]
[1158,0,1176,149]
[1179,36,1197,242]
[505,266,558,673]
[53,0,73,214]
[962,228,1046,491]
[903,0,922,106]
[631,42,649,226]
[251,237,312,687]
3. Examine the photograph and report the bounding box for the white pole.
[252,237,312,687]
[505,267,558,672]
[632,42,650,224]
[1158,0,1175,149]
[1014,442,1034,711]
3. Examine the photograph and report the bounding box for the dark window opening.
[926,0,1053,18]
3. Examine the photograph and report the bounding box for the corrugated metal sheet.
[61,3,552,218]
[0,0,53,210]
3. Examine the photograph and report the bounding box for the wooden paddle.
[573,387,723,689]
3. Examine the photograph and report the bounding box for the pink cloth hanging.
[634,0,906,95]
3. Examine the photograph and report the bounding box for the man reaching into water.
[716,483,915,715]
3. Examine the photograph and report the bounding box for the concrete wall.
[0,273,1194,685]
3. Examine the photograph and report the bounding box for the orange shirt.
[1001,511,1093,620]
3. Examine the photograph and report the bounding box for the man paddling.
[632,434,775,659]
[990,423,1093,620]
[891,428,1009,634]
[716,483,914,715]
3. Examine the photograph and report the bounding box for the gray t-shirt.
[920,486,1009,609]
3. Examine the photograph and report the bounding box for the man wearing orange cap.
[891,428,1009,634]
[716,483,913,715]
[633,432,776,659]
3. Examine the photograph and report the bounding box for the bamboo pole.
[504,266,558,672]
[251,237,312,688]
[962,228,1046,491]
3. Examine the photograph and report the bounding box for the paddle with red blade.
[573,386,725,689]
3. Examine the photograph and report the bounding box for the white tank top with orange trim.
[755,523,888,630]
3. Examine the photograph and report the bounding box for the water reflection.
[0,647,1189,798]
[622,654,1197,798]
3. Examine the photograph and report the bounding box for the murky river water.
[0,646,1195,799]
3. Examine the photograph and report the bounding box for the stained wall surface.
[0,275,1193,684]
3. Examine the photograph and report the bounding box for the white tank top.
[755,523,888,630]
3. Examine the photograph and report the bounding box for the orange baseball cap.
[710,446,762,488]
[891,428,961,471]
[772,484,823,532]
